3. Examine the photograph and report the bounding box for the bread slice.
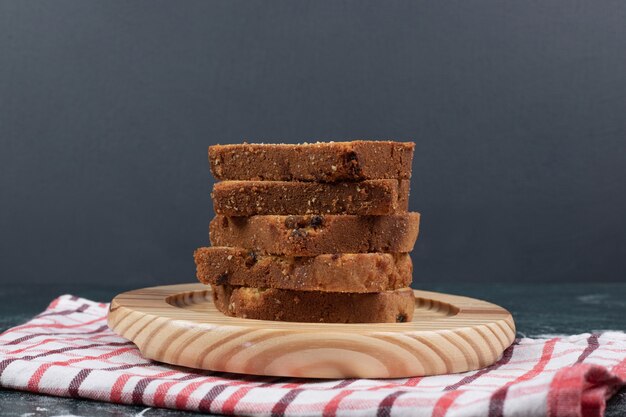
[194,247,412,293]
[212,284,415,323]
[210,213,420,256]
[211,179,409,216]
[209,141,415,182]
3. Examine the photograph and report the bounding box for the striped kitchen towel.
[0,295,624,417]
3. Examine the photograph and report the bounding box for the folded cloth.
[0,295,624,417]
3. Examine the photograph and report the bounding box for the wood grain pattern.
[108,284,516,378]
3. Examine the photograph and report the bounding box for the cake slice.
[210,213,420,256]
[212,179,409,216]
[209,141,415,182]
[212,284,415,323]
[194,247,412,293]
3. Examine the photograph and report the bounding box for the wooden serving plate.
[108,284,515,379]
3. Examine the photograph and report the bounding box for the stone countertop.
[1,282,624,417]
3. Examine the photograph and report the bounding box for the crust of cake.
[211,179,410,216]
[209,141,415,182]
[194,247,413,293]
[211,284,415,323]
[210,213,420,255]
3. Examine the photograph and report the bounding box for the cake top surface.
[210,140,414,148]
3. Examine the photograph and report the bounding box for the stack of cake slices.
[194,140,420,323]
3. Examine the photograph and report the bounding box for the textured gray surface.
[2,1,626,287]
[0,283,624,416]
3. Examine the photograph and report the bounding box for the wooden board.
[107,284,515,379]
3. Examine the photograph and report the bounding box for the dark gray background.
[1,1,625,289]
